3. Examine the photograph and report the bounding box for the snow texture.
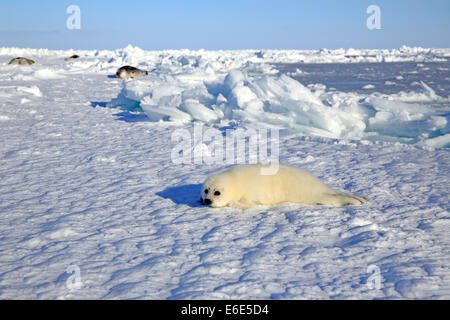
[0,46,449,299]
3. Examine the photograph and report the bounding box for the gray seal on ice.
[65,54,80,61]
[200,163,369,208]
[116,66,148,79]
[9,57,35,65]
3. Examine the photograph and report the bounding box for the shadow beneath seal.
[156,184,204,208]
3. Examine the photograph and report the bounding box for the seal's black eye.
[214,191,221,196]
[204,189,209,194]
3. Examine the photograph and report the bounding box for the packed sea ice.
[0,46,449,299]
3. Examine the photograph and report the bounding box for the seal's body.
[116,66,148,79]
[201,164,369,208]
[9,57,35,65]
[65,55,80,61]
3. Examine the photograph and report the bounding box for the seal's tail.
[325,190,370,206]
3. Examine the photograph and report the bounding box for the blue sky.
[0,0,449,50]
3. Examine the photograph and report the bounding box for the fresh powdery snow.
[0,46,449,299]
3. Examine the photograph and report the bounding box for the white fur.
[201,164,369,208]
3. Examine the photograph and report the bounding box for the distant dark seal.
[9,57,35,65]
[65,54,80,61]
[116,66,148,79]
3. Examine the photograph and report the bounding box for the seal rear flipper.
[323,191,369,206]
[342,193,369,204]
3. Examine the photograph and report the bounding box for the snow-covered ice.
[102,46,449,148]
[0,46,449,299]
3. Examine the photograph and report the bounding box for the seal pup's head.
[200,173,234,208]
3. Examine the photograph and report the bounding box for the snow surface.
[0,46,449,299]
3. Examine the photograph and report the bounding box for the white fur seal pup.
[200,164,369,208]
[116,66,148,79]
[9,57,35,65]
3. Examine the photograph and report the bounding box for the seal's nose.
[204,199,212,205]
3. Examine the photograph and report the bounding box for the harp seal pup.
[116,66,148,79]
[9,57,35,65]
[200,163,369,208]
